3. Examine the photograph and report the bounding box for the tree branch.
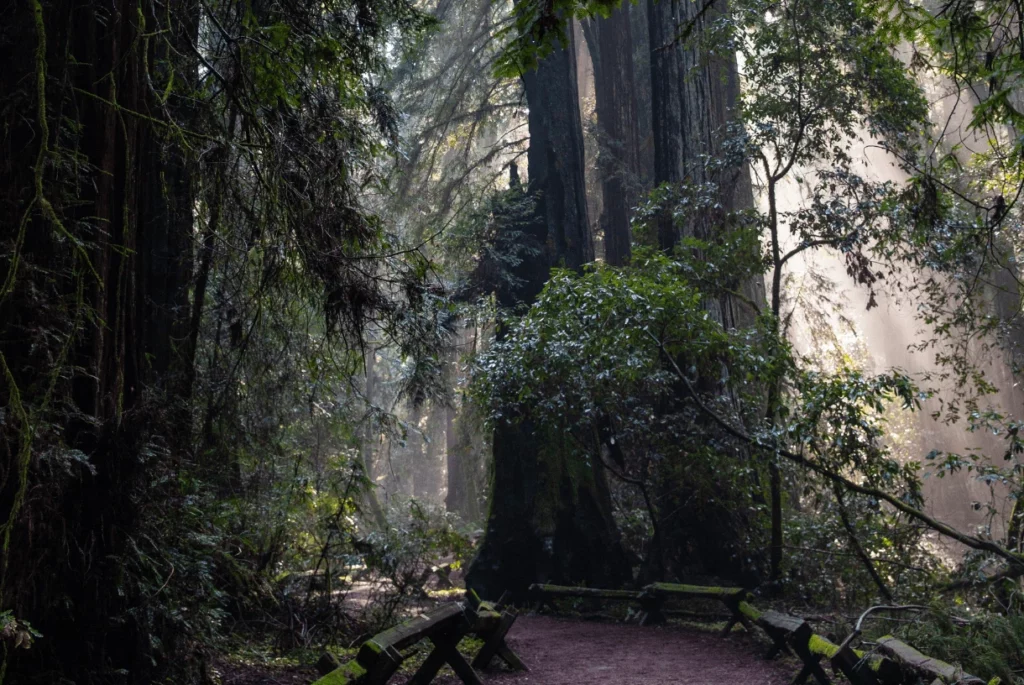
[647,330,1024,570]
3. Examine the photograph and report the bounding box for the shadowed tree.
[644,0,766,582]
[582,6,643,266]
[467,25,630,600]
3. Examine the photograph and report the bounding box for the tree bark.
[445,332,483,522]
[644,0,766,584]
[467,29,629,599]
[0,0,197,678]
[583,7,642,266]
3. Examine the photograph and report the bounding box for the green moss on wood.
[311,659,368,685]
[531,584,642,600]
[807,633,840,659]
[738,601,762,622]
[644,583,746,597]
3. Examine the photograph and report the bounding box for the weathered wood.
[313,603,477,685]
[469,595,528,672]
[641,583,752,635]
[472,610,519,670]
[830,644,879,685]
[529,584,644,601]
[317,652,343,676]
[312,643,402,685]
[643,583,747,600]
[365,603,466,653]
[408,625,481,685]
[496,643,529,672]
[799,633,901,685]
[876,636,985,685]
[758,610,804,659]
[790,624,832,685]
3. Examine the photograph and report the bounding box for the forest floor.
[216,614,797,685]
[435,615,796,685]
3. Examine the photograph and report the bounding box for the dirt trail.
[440,615,795,685]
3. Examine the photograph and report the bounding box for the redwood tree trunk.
[644,0,765,584]
[0,1,196,678]
[584,7,643,266]
[467,29,629,600]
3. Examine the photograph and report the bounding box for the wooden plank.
[364,603,465,652]
[788,623,831,685]
[497,644,528,671]
[311,659,369,685]
[643,582,747,600]
[804,634,900,685]
[312,644,402,685]
[760,610,805,634]
[738,601,763,622]
[528,584,643,601]
[469,601,528,672]
[876,636,985,685]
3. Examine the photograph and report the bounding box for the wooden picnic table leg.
[442,641,484,685]
[764,637,792,660]
[791,648,831,685]
[719,616,740,637]
[497,644,529,671]
[408,626,482,685]
[364,645,404,685]
[472,610,520,670]
[830,646,879,685]
[720,600,754,637]
[407,643,447,685]
[638,595,665,626]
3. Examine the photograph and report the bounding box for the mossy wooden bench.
[876,636,985,685]
[527,583,646,614]
[465,590,528,672]
[740,603,902,685]
[638,583,751,632]
[313,603,481,685]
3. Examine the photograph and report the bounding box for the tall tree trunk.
[0,0,196,678]
[645,0,765,584]
[445,332,482,521]
[445,401,482,522]
[583,8,642,266]
[467,29,629,600]
[422,402,447,504]
[631,1,657,186]
[361,347,388,529]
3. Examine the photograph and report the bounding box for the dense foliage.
[6,0,1024,683]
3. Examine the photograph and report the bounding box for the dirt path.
[440,615,796,685]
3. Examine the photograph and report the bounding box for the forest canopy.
[5,0,1024,683]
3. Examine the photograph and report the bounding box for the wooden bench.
[465,590,528,672]
[741,604,901,685]
[313,603,481,685]
[639,583,751,632]
[527,583,646,615]
[876,636,985,685]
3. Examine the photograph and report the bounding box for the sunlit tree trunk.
[445,333,483,522]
